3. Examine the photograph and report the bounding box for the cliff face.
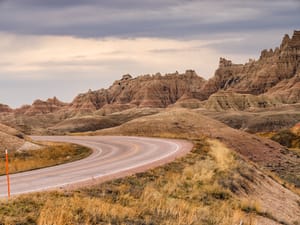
[15,97,67,116]
[205,91,280,111]
[70,71,207,112]
[202,30,300,97]
[1,31,300,116]
[265,73,300,103]
[71,30,298,112]
[0,104,13,113]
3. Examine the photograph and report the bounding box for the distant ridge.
[0,30,299,116]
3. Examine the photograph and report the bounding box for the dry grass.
[0,138,276,225]
[0,143,92,175]
[38,196,136,225]
[0,109,298,224]
[257,130,300,189]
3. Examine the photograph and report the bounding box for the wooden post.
[5,149,11,198]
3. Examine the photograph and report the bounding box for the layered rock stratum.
[0,103,13,113]
[15,97,67,116]
[58,30,300,112]
[69,71,207,113]
[0,30,299,133]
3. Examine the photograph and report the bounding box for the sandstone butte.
[0,30,299,115]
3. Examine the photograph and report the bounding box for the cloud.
[0,0,299,107]
[0,33,232,107]
[0,33,224,77]
[0,0,298,39]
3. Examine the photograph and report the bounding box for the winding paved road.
[0,136,192,197]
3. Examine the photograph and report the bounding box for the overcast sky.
[0,0,299,108]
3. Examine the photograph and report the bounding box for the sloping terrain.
[47,108,162,134]
[0,123,39,151]
[87,109,289,164]
[266,73,300,103]
[0,30,299,225]
[0,104,12,113]
[1,134,299,224]
[205,91,281,111]
[89,109,300,188]
[79,108,300,224]
[201,104,300,132]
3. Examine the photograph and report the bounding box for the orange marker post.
[5,149,11,198]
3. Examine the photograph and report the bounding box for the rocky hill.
[0,103,13,113]
[2,30,299,116]
[15,97,67,116]
[204,91,280,111]
[202,30,300,97]
[0,30,299,134]
[70,70,207,113]
[265,73,300,103]
[55,30,300,113]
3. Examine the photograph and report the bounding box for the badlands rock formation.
[70,71,207,113]
[15,97,67,116]
[0,31,299,134]
[0,104,13,113]
[202,30,300,98]
[57,30,300,112]
[205,91,280,111]
[1,30,299,116]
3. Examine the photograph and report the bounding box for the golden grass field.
[0,138,286,225]
[0,142,92,175]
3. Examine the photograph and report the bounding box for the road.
[0,136,192,197]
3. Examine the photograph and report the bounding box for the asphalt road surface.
[0,136,192,197]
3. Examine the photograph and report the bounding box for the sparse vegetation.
[0,110,299,224]
[0,143,92,175]
[0,138,278,225]
[270,129,300,148]
[258,129,300,188]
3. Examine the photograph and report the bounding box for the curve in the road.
[0,136,192,197]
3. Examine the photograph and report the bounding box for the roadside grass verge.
[0,138,274,225]
[0,143,92,175]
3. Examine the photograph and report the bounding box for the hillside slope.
[84,108,300,224]
[0,123,39,151]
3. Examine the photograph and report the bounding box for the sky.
[0,0,299,108]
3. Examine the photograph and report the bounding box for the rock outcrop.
[205,91,280,111]
[70,70,207,113]
[0,103,13,113]
[15,97,67,116]
[202,30,300,99]
[265,72,300,103]
[0,30,299,133]
[70,30,300,114]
